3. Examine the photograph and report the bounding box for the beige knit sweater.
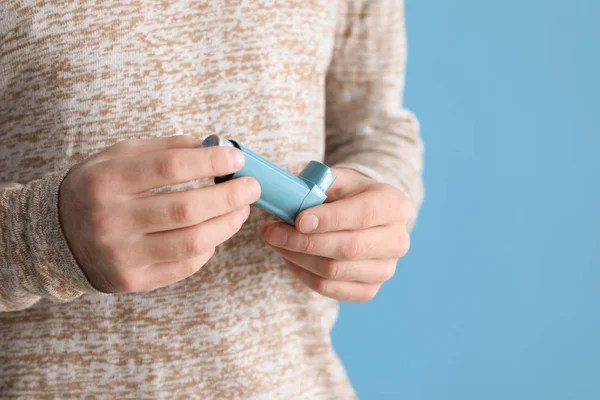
[0,1,423,398]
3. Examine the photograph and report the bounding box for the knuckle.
[341,239,362,260]
[358,200,376,228]
[226,184,243,210]
[154,154,180,180]
[169,201,193,224]
[327,209,341,231]
[208,148,226,175]
[328,185,344,201]
[300,235,316,253]
[319,259,340,280]
[313,277,332,296]
[181,236,203,258]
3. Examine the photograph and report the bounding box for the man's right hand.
[59,135,260,293]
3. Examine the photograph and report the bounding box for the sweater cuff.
[30,169,106,301]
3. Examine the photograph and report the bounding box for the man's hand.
[59,135,261,293]
[261,168,411,302]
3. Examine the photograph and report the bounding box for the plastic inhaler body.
[201,135,336,225]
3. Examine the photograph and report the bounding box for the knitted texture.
[0,0,423,398]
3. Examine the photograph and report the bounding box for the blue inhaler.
[201,135,336,225]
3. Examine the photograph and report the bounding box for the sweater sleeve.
[325,0,424,230]
[0,169,103,312]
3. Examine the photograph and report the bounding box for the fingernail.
[230,149,245,169]
[299,214,319,232]
[268,226,288,247]
[245,178,260,200]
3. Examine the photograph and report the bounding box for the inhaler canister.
[201,135,336,225]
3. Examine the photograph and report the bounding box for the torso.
[0,1,355,398]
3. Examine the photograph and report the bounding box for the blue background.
[332,0,600,399]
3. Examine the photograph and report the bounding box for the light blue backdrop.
[332,0,600,399]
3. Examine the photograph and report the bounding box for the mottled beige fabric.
[0,0,423,398]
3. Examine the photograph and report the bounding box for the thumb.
[325,167,374,202]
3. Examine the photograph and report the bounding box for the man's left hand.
[261,168,412,302]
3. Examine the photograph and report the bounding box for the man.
[0,0,423,398]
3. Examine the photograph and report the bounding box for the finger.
[109,146,245,193]
[140,249,216,292]
[296,189,397,233]
[262,221,409,261]
[325,167,374,202]
[136,205,250,264]
[284,260,381,302]
[131,177,260,233]
[270,246,396,284]
[98,135,203,160]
